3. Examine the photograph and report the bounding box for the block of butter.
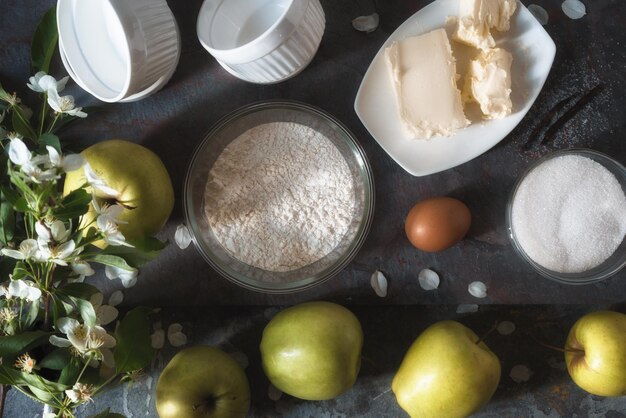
[385,28,469,139]
[454,0,518,50]
[463,48,513,119]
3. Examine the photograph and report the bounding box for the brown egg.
[405,197,471,252]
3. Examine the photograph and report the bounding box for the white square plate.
[354,0,556,176]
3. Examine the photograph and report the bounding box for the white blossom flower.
[33,220,77,265]
[7,136,58,183]
[46,146,85,173]
[14,353,36,374]
[2,279,42,301]
[0,306,17,323]
[105,265,138,288]
[27,72,69,93]
[92,199,126,225]
[7,134,30,166]
[21,161,58,183]
[49,317,116,367]
[36,220,71,244]
[97,217,129,247]
[90,293,118,326]
[38,240,76,266]
[83,163,121,199]
[65,383,94,403]
[92,198,131,246]
[47,89,87,118]
[1,239,39,260]
[23,164,58,183]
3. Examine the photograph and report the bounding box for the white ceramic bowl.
[197,0,325,84]
[57,0,180,103]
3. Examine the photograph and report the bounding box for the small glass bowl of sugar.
[506,148,626,284]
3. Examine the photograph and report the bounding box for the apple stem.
[475,321,498,345]
[531,335,585,354]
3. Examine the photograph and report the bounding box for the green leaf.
[10,167,37,200]
[0,83,10,102]
[28,385,57,403]
[58,357,80,386]
[0,331,50,357]
[54,293,96,327]
[38,132,61,154]
[90,409,126,418]
[31,6,58,73]
[89,254,135,271]
[54,188,91,220]
[58,282,99,300]
[76,298,97,326]
[68,295,96,327]
[11,262,29,281]
[0,193,15,245]
[39,348,71,370]
[114,307,156,374]
[101,237,167,268]
[23,299,40,329]
[0,364,68,393]
[11,109,36,140]
[0,186,28,212]
[51,295,70,325]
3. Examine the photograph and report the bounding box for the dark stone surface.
[4,305,626,417]
[0,0,624,305]
[1,0,626,416]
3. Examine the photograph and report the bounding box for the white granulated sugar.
[204,122,355,272]
[511,155,626,273]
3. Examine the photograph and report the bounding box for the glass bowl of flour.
[506,148,626,284]
[184,101,375,293]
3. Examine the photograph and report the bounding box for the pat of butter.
[463,48,513,119]
[385,29,468,139]
[454,0,517,50]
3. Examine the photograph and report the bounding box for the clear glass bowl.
[184,101,375,293]
[506,148,626,284]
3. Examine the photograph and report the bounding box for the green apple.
[565,310,626,396]
[260,301,363,400]
[392,320,501,418]
[63,139,174,247]
[156,346,251,418]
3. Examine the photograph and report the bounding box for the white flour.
[204,122,355,272]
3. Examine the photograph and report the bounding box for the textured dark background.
[1,0,624,306]
[1,0,626,416]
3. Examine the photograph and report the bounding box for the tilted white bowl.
[57,0,180,103]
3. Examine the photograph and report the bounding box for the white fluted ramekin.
[197,0,325,84]
[57,0,180,103]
